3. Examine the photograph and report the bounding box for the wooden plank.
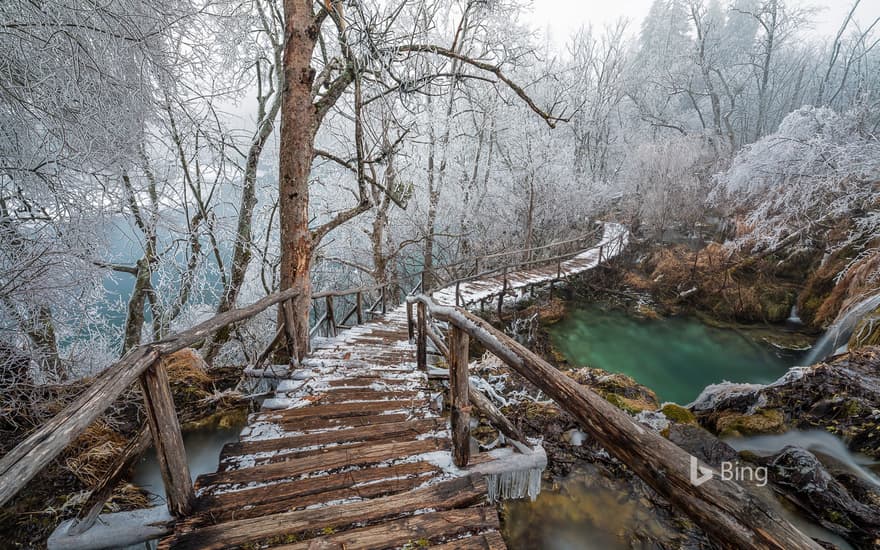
[197,461,440,519]
[448,325,470,468]
[430,530,507,550]
[196,438,449,488]
[220,418,443,460]
[194,471,434,524]
[253,412,413,433]
[254,400,420,424]
[140,359,195,517]
[302,388,421,404]
[219,430,441,471]
[274,507,500,550]
[162,475,489,549]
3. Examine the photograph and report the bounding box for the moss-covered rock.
[714,408,785,437]
[660,403,697,425]
[567,368,660,414]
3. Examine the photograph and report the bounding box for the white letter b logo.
[690,456,713,487]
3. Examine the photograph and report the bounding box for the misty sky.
[530,0,880,45]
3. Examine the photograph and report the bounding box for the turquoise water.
[548,304,802,404]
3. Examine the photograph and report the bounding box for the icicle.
[473,446,547,503]
[484,466,543,503]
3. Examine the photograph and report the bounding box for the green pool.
[548,304,802,404]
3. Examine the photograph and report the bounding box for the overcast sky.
[529,0,880,47]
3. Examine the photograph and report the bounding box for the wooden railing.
[0,288,301,531]
[405,294,821,550]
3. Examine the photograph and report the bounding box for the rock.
[691,347,880,457]
[756,446,880,547]
[665,424,738,467]
[566,367,660,414]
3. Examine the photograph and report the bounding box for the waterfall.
[803,293,880,365]
[786,304,803,326]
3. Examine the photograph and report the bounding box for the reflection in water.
[133,426,241,503]
[503,465,681,550]
[549,304,802,404]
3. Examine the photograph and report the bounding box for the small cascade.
[786,304,803,327]
[803,293,880,365]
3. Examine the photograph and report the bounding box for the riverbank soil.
[0,350,250,547]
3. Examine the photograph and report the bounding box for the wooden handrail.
[406,294,820,550]
[0,287,300,510]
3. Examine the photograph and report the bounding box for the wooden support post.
[455,281,461,306]
[139,360,194,517]
[406,301,415,342]
[556,259,562,280]
[381,286,387,314]
[497,267,507,319]
[599,244,604,264]
[325,295,336,337]
[356,291,363,325]
[416,301,427,371]
[474,258,480,275]
[449,325,470,468]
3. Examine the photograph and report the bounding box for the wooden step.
[220,418,444,459]
[254,400,423,424]
[273,507,501,550]
[430,531,507,550]
[195,461,441,522]
[196,438,449,489]
[162,475,489,549]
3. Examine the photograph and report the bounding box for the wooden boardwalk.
[159,224,627,550]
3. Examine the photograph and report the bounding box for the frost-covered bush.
[713,105,880,251]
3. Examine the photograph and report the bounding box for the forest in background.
[1,0,878,394]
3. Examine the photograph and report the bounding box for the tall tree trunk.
[277,0,318,362]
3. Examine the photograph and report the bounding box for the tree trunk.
[277,0,318,362]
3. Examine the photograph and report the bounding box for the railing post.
[497,267,508,319]
[455,281,461,307]
[474,258,480,275]
[449,325,470,468]
[599,244,604,264]
[417,301,427,371]
[325,295,336,337]
[381,286,387,314]
[556,259,562,280]
[356,291,363,325]
[406,301,415,342]
[139,359,194,517]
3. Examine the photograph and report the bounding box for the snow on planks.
[160,222,626,549]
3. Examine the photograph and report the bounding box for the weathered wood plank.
[429,530,507,550]
[196,438,449,488]
[162,475,488,549]
[219,418,443,459]
[140,360,195,516]
[254,399,421,423]
[197,461,440,519]
[274,507,500,550]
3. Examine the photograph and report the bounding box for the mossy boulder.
[714,408,785,437]
[849,305,880,348]
[660,403,697,425]
[567,368,660,414]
